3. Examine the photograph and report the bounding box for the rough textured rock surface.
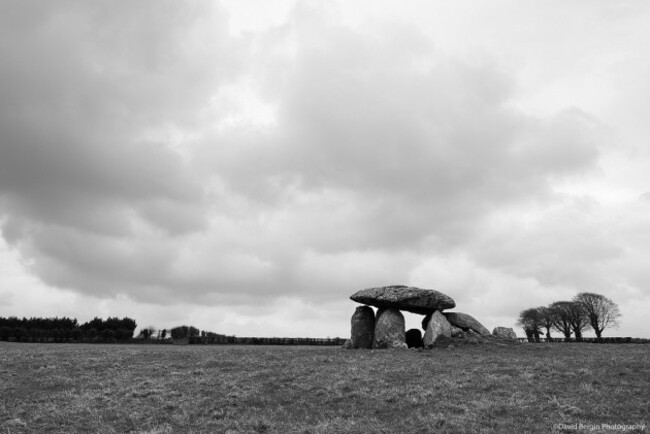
[405,328,424,348]
[492,327,517,340]
[373,308,406,349]
[443,312,491,336]
[427,331,522,348]
[350,285,455,315]
[450,326,463,337]
[423,311,452,348]
[350,306,375,349]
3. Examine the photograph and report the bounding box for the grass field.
[1,342,648,433]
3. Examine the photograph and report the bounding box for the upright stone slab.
[350,285,455,315]
[443,312,490,336]
[350,306,375,349]
[373,308,406,349]
[422,313,432,330]
[423,311,452,348]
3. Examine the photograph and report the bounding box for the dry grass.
[0,342,648,433]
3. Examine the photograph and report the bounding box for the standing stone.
[405,328,424,348]
[351,306,375,349]
[443,312,491,336]
[422,313,432,330]
[342,339,352,349]
[492,327,517,340]
[423,311,452,348]
[373,308,406,349]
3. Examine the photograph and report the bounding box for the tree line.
[134,325,202,341]
[0,316,137,343]
[518,292,621,342]
[189,335,346,346]
[136,325,345,346]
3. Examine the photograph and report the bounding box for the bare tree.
[565,301,590,341]
[549,302,573,341]
[517,308,542,342]
[574,292,621,339]
[536,306,555,339]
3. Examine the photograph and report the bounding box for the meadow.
[0,341,647,433]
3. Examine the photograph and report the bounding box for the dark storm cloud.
[0,1,246,299]
[0,0,240,233]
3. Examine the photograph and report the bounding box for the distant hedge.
[170,325,200,339]
[518,337,650,344]
[0,316,137,343]
[189,335,346,346]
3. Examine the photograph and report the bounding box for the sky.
[1,0,649,338]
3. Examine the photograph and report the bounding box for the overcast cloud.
[1,0,649,337]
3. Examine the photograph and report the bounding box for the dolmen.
[345,285,517,349]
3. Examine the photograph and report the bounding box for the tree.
[574,292,621,339]
[0,326,11,341]
[564,301,589,341]
[86,328,98,341]
[171,326,188,339]
[536,306,555,339]
[81,317,104,333]
[548,302,574,341]
[188,326,200,337]
[100,328,116,342]
[139,327,156,340]
[119,317,138,337]
[517,308,542,342]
